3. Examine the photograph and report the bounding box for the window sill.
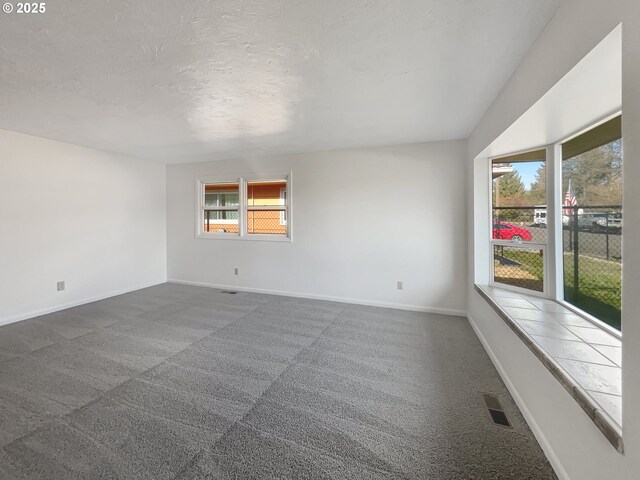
[195,233,291,243]
[474,284,623,453]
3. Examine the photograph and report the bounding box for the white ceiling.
[0,0,559,164]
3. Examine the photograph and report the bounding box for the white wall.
[167,141,467,315]
[467,1,640,479]
[0,129,167,324]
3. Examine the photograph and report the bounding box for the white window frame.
[486,112,622,337]
[489,146,550,298]
[196,172,292,242]
[554,113,622,337]
[279,187,287,225]
[203,189,240,225]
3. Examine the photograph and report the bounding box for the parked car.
[493,222,532,242]
[576,213,608,232]
[607,212,622,231]
[563,211,622,233]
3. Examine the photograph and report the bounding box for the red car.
[493,222,532,242]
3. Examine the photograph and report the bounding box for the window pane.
[206,210,238,221]
[247,180,287,207]
[562,128,622,330]
[203,209,239,233]
[247,210,287,235]
[204,183,239,208]
[493,245,544,292]
[492,152,546,244]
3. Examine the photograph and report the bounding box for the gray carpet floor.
[0,283,556,479]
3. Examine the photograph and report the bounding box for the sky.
[514,161,543,190]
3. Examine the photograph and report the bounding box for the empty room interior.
[1,1,639,479]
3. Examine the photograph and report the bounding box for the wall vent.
[482,393,512,428]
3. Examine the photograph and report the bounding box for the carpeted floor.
[0,283,556,479]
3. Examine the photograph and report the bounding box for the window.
[246,180,287,235]
[202,183,239,233]
[561,116,622,330]
[280,187,287,225]
[488,114,622,331]
[491,149,547,293]
[196,174,291,241]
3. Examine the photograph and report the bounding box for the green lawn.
[494,247,544,292]
[496,248,621,330]
[563,253,621,330]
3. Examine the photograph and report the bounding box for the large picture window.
[488,115,622,331]
[561,116,622,329]
[196,174,291,241]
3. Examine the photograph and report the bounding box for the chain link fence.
[492,205,622,329]
[492,206,545,293]
[204,210,239,233]
[247,210,287,235]
[203,209,287,236]
[493,245,544,292]
[563,205,622,330]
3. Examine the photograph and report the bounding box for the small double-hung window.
[246,180,288,235]
[203,183,240,233]
[491,149,547,294]
[197,174,291,241]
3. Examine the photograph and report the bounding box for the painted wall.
[467,1,640,479]
[0,129,167,324]
[167,141,467,315]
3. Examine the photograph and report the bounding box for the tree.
[493,163,526,207]
[563,139,622,206]
[527,163,546,205]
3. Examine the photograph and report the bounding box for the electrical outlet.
[397,280,403,290]
[234,268,239,276]
[57,281,65,292]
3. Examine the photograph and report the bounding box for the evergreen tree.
[563,139,622,206]
[528,163,546,205]
[493,163,526,206]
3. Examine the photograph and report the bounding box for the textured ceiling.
[0,0,559,163]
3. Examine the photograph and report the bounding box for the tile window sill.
[474,284,623,453]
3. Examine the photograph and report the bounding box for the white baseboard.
[467,313,570,480]
[168,278,467,317]
[0,280,166,327]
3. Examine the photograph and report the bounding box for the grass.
[563,253,621,330]
[495,247,621,330]
[494,247,544,292]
